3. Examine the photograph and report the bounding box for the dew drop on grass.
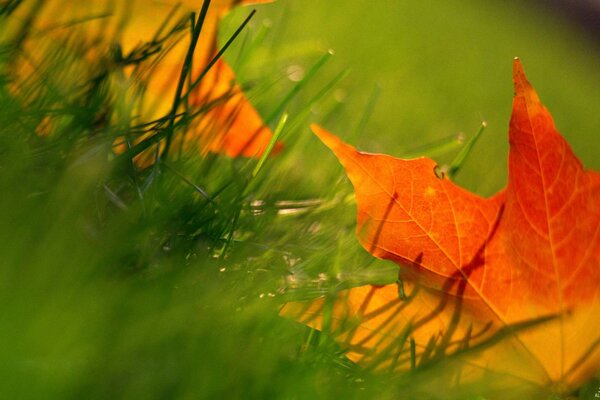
[286,65,305,82]
[334,89,347,103]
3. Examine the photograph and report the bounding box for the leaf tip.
[512,58,540,105]
[310,123,328,141]
[311,124,353,155]
[512,57,525,89]
[513,57,544,119]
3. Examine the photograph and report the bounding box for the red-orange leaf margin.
[281,59,600,392]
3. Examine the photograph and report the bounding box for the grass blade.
[447,121,486,179]
[162,0,212,160]
[264,49,333,126]
[252,112,288,178]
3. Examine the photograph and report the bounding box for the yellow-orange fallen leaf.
[13,0,278,164]
[119,0,280,165]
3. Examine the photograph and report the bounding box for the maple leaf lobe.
[311,124,505,301]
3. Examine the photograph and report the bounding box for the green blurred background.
[226,0,600,195]
[1,0,599,399]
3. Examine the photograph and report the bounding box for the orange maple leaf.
[282,59,600,392]
[119,0,281,166]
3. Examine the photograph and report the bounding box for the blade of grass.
[182,9,256,103]
[122,134,147,215]
[400,132,466,159]
[218,204,242,260]
[118,90,235,163]
[252,112,288,178]
[163,162,213,202]
[162,0,211,161]
[286,68,349,133]
[151,2,182,43]
[234,20,271,72]
[0,0,23,18]
[264,49,334,126]
[447,121,486,179]
[5,0,43,55]
[410,337,416,370]
[349,84,381,143]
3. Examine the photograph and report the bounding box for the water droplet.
[286,65,304,82]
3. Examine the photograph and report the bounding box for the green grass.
[1,0,599,399]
